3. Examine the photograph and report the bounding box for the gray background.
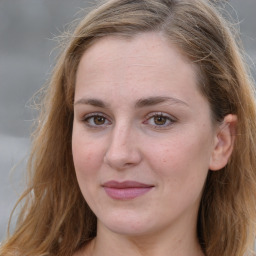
[0,0,255,242]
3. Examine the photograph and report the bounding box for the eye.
[144,112,175,128]
[83,113,111,127]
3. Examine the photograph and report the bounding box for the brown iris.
[94,116,106,125]
[154,116,167,125]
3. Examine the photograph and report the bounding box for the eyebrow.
[74,96,188,108]
[135,96,188,108]
[74,98,109,108]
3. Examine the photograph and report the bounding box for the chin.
[98,212,155,236]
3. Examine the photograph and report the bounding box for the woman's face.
[72,32,218,237]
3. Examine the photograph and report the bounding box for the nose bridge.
[113,122,131,147]
[104,121,141,169]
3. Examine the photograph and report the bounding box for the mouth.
[102,180,154,200]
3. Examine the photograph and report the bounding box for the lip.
[102,180,154,200]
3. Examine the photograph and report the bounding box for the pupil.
[94,116,105,125]
[154,116,166,125]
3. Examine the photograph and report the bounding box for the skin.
[72,32,236,256]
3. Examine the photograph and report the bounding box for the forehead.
[75,32,203,107]
[77,32,195,76]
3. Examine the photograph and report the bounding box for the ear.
[209,114,237,171]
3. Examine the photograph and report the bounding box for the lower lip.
[103,187,153,200]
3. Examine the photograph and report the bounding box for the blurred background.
[0,0,255,241]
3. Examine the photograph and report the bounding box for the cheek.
[143,133,211,186]
[72,134,106,209]
[72,131,104,180]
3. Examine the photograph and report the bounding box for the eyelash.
[82,112,176,129]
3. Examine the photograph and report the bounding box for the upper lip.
[102,180,154,188]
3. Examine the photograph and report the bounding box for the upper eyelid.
[82,112,110,120]
[145,112,176,120]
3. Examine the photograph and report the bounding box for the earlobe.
[209,114,237,171]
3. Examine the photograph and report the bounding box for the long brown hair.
[1,0,256,255]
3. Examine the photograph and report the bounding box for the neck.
[81,219,204,256]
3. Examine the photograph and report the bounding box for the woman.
[1,0,256,255]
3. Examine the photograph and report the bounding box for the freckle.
[86,151,93,160]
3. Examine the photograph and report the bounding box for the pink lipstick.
[102,180,154,200]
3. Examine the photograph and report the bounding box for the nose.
[103,124,142,170]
